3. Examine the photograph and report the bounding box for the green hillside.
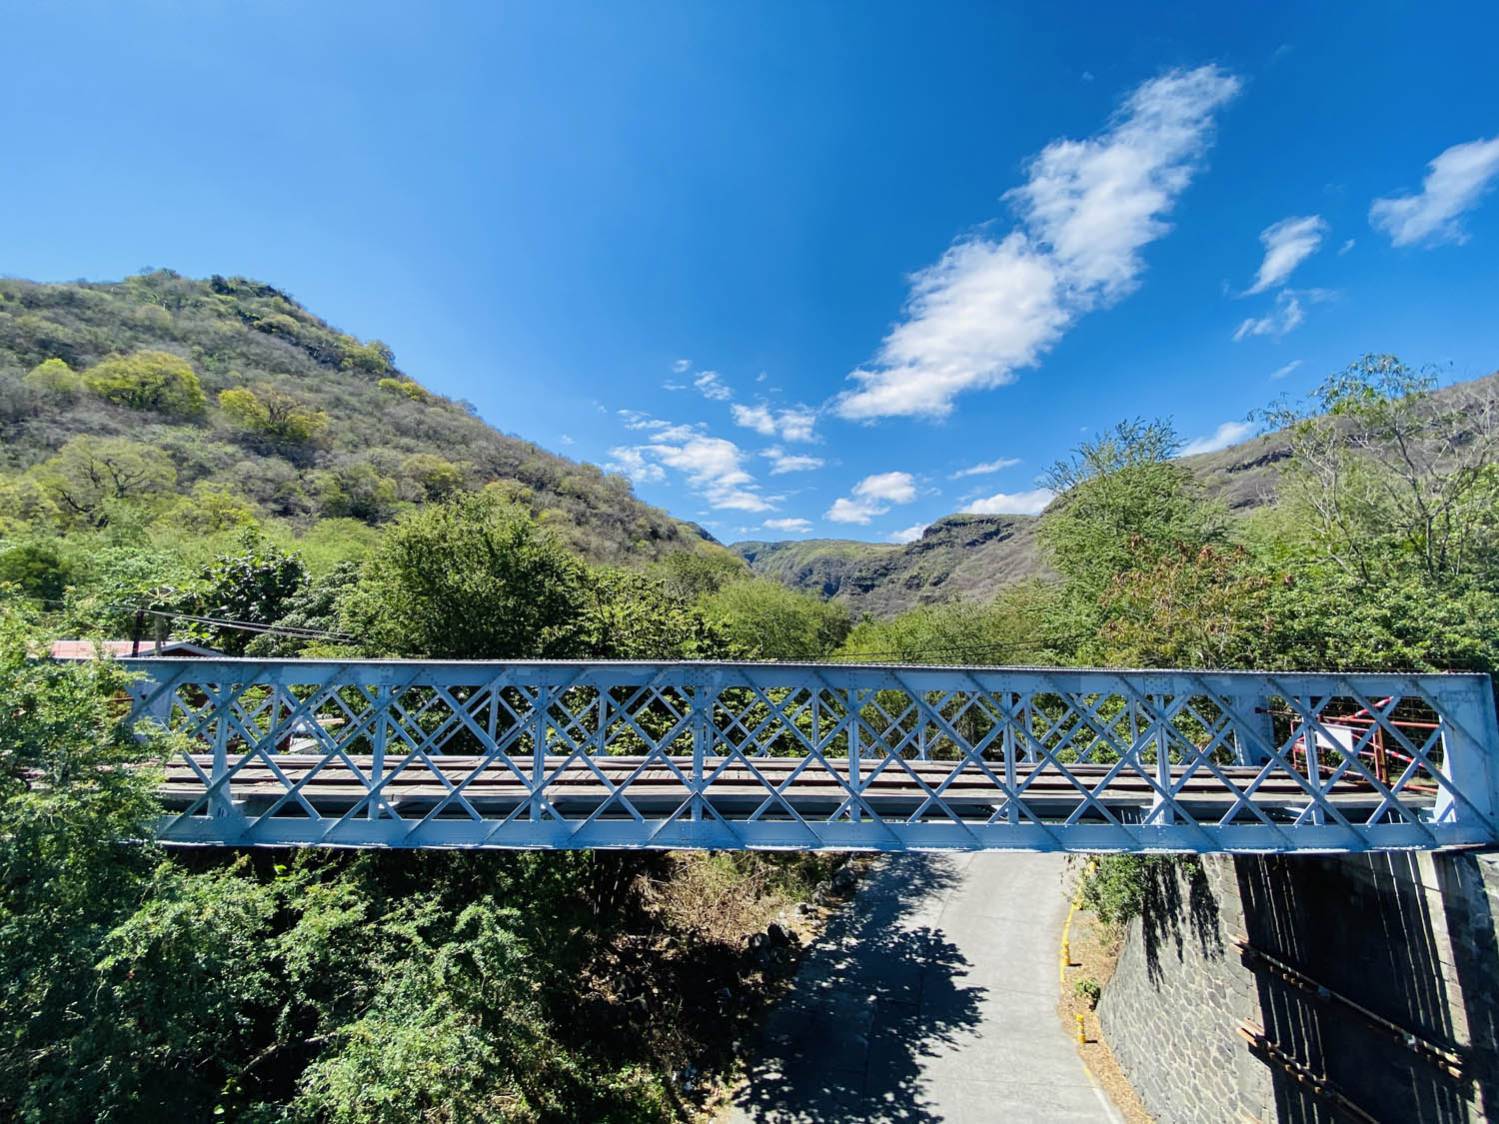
[0,270,704,568]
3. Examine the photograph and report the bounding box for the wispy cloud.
[835,66,1240,420]
[672,358,692,374]
[611,414,773,511]
[949,456,1021,479]
[1338,238,1356,256]
[1232,289,1330,341]
[1181,419,1254,456]
[826,471,918,524]
[764,517,813,534]
[764,447,825,475]
[1370,136,1499,247]
[963,488,1055,516]
[1246,215,1327,293]
[889,523,929,544]
[694,371,733,401]
[1269,359,1303,380]
[731,403,818,443]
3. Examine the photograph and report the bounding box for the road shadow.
[730,854,986,1123]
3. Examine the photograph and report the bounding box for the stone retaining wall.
[1097,852,1499,1122]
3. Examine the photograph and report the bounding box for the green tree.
[0,539,75,602]
[343,493,589,658]
[34,435,177,528]
[82,350,207,417]
[189,533,309,654]
[22,357,81,396]
[0,605,168,1117]
[701,578,850,660]
[583,568,735,659]
[1261,354,1499,585]
[377,376,430,401]
[218,384,329,446]
[402,452,464,501]
[1042,419,1224,601]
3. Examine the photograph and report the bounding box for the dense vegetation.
[3,268,1495,1123]
[0,505,851,1122]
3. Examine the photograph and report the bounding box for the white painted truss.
[123,658,1499,853]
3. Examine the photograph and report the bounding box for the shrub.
[22,357,80,396]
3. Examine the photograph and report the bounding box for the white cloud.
[1269,359,1303,381]
[1181,420,1254,456]
[949,456,1021,479]
[606,446,665,484]
[963,488,1055,516]
[559,433,574,445]
[835,65,1240,420]
[889,523,929,544]
[1338,238,1356,255]
[730,403,819,443]
[1370,136,1499,247]
[1246,215,1327,293]
[694,370,733,401]
[731,403,776,435]
[672,358,692,373]
[612,418,775,511]
[855,471,917,503]
[764,517,813,534]
[825,471,918,524]
[764,447,825,474]
[1233,289,1307,341]
[618,408,671,430]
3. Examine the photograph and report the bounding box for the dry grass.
[1059,906,1154,1123]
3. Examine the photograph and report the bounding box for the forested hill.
[0,270,703,565]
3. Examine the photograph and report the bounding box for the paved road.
[727,853,1120,1124]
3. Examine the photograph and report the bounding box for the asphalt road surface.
[727,852,1122,1123]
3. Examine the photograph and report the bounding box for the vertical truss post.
[1298,696,1326,826]
[530,687,548,822]
[1150,692,1174,826]
[1232,691,1274,766]
[1003,690,1019,825]
[369,684,389,821]
[848,687,863,824]
[209,681,232,821]
[689,672,710,823]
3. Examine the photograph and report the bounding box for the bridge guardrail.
[124,659,1499,853]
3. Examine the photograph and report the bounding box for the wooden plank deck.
[159,753,1428,824]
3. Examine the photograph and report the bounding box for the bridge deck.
[162,753,1431,823]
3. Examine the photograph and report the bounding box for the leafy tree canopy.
[82,349,206,417]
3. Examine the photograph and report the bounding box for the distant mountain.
[0,271,707,565]
[733,514,1046,619]
[735,371,1499,617]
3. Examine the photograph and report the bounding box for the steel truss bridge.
[124,658,1499,854]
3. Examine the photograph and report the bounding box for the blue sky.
[4,2,1498,544]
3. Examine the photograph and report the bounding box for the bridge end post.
[1435,679,1499,841]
